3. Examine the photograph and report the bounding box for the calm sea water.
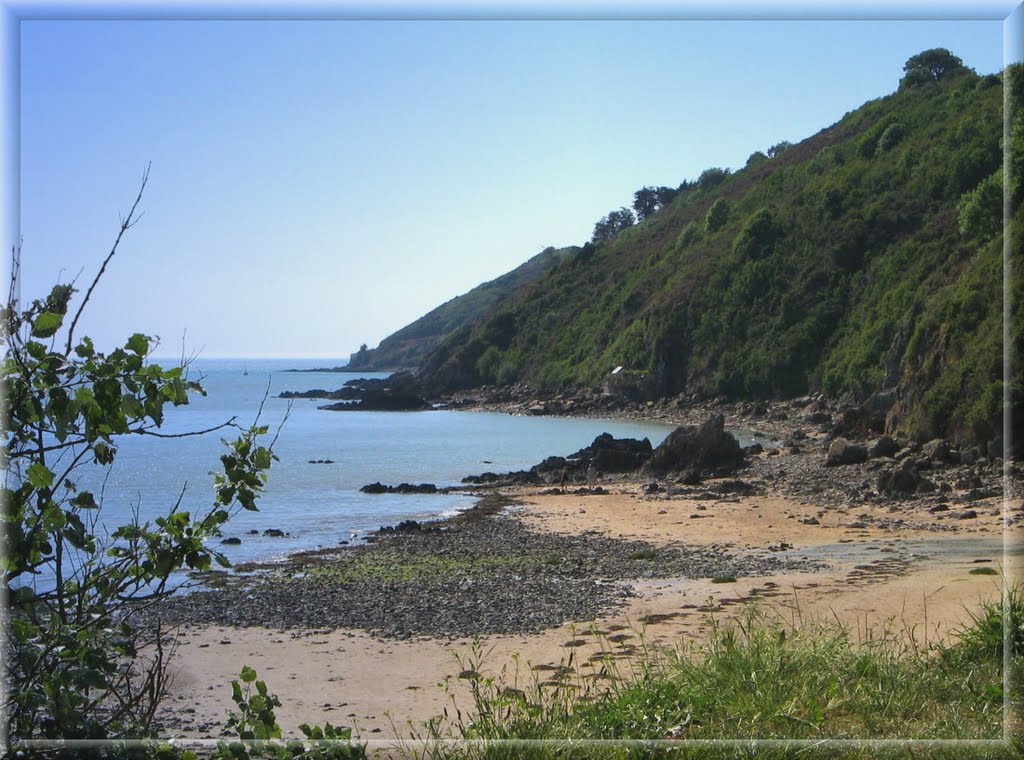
[70,358,680,569]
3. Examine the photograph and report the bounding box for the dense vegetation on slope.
[420,56,1021,448]
[346,246,576,371]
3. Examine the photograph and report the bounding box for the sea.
[62,358,684,574]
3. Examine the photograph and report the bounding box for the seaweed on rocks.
[143,507,822,640]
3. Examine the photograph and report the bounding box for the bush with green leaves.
[210,667,364,759]
[877,121,905,152]
[958,168,1003,240]
[704,198,730,233]
[732,208,784,260]
[2,174,282,747]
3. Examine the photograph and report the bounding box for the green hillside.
[346,246,576,371]
[420,53,1022,448]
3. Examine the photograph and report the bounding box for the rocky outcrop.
[462,432,655,486]
[868,435,899,459]
[644,415,744,475]
[567,433,653,473]
[360,482,440,494]
[825,438,868,467]
[320,392,431,412]
[284,372,433,411]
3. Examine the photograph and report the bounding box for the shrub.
[3,173,281,745]
[697,167,730,190]
[958,168,1003,240]
[705,198,730,233]
[877,121,905,152]
[676,221,701,249]
[732,208,784,260]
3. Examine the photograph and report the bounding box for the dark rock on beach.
[377,520,424,534]
[462,432,652,486]
[825,438,868,467]
[360,482,439,494]
[868,436,899,459]
[645,414,744,475]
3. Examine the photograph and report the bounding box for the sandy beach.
[154,454,1018,749]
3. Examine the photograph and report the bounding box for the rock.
[361,482,439,494]
[825,438,868,467]
[646,415,744,475]
[961,446,981,465]
[868,436,899,459]
[743,443,764,455]
[957,510,979,520]
[527,404,548,415]
[915,477,935,493]
[831,408,869,438]
[535,456,568,473]
[922,439,952,464]
[220,537,242,545]
[645,482,662,494]
[678,468,702,485]
[394,483,438,494]
[800,517,820,525]
[877,463,922,495]
[711,479,759,496]
[263,528,286,537]
[570,433,654,473]
[928,504,949,513]
[378,520,422,534]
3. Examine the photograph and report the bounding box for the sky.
[12,5,1016,359]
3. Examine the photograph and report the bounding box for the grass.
[414,590,1024,759]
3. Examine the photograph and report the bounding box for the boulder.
[378,519,423,534]
[571,433,654,473]
[877,461,933,495]
[360,481,438,494]
[868,435,899,459]
[645,415,744,475]
[394,482,438,494]
[825,438,868,467]
[678,468,702,485]
[922,439,952,464]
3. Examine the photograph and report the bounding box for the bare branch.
[64,164,151,355]
[133,417,238,439]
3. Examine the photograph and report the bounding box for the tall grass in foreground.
[414,592,1024,759]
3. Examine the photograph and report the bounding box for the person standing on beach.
[560,465,570,493]
[586,461,598,492]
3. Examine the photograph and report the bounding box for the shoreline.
[147,401,1020,744]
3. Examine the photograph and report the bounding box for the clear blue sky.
[16,11,1011,359]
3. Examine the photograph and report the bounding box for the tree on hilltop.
[632,186,679,221]
[900,48,966,88]
[592,207,636,242]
